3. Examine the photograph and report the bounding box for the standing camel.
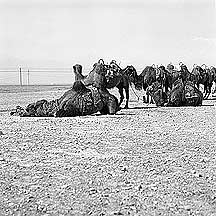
[191,64,214,99]
[105,60,138,109]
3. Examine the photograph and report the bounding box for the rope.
[130,83,140,101]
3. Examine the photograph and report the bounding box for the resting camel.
[147,78,203,107]
[134,64,172,103]
[11,62,120,117]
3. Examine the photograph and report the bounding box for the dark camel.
[73,60,138,109]
[11,62,120,117]
[191,64,215,99]
[105,60,138,109]
[147,78,203,107]
[134,65,169,103]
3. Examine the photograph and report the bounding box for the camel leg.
[118,87,124,107]
[150,95,154,104]
[212,82,216,94]
[142,90,147,103]
[211,82,215,94]
[203,84,208,99]
[146,91,149,103]
[124,87,129,109]
[206,84,211,99]
[164,84,168,94]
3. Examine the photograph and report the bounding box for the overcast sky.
[0,0,216,84]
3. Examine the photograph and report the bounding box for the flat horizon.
[1,0,216,84]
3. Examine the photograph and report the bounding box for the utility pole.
[27,69,30,85]
[19,67,22,86]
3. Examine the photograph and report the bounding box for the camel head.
[159,65,166,71]
[180,63,188,72]
[73,64,82,74]
[125,65,138,83]
[93,61,108,76]
[107,60,122,78]
[167,63,174,71]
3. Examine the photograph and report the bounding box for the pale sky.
[0,0,216,84]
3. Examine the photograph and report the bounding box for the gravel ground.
[0,85,216,215]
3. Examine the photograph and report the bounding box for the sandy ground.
[0,85,216,215]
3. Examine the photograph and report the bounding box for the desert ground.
[0,85,216,215]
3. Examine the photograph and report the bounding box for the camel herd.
[11,59,216,117]
[135,62,216,100]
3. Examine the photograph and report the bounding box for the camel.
[105,60,138,108]
[134,64,170,103]
[73,59,138,109]
[148,78,203,107]
[191,64,215,99]
[167,79,203,106]
[56,81,119,117]
[146,81,168,107]
[166,63,193,87]
[11,62,120,117]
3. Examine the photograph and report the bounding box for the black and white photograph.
[0,0,216,215]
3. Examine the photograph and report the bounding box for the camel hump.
[72,80,88,92]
